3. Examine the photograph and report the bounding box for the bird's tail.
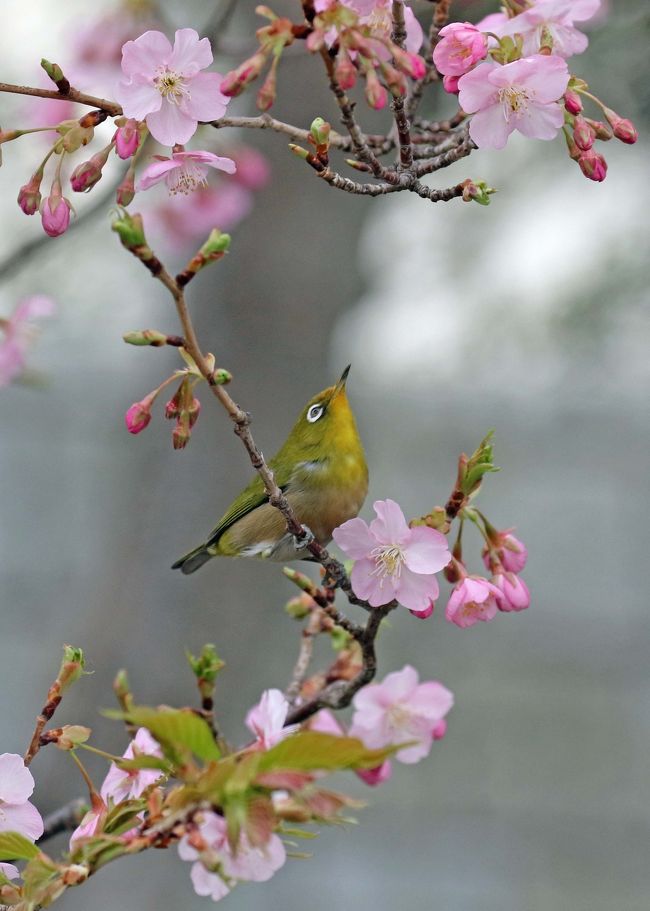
[171,544,213,574]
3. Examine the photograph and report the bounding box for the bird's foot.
[293,524,315,552]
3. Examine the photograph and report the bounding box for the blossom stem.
[69,750,100,801]
[77,743,124,763]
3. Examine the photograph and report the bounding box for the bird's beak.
[333,364,351,398]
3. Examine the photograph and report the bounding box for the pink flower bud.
[564,90,583,115]
[164,397,180,420]
[39,182,73,237]
[335,49,357,90]
[172,419,191,449]
[356,760,392,787]
[70,155,104,193]
[125,393,156,434]
[114,119,141,159]
[483,531,528,574]
[256,65,277,112]
[443,75,461,95]
[602,107,638,144]
[220,52,267,97]
[432,719,447,741]
[17,172,43,215]
[492,572,530,613]
[364,69,387,110]
[188,397,201,428]
[391,47,427,80]
[116,168,136,206]
[578,149,607,182]
[433,22,488,77]
[586,119,613,141]
[573,115,595,152]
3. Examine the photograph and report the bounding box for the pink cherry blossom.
[125,392,156,434]
[433,22,488,77]
[346,0,423,54]
[245,689,297,750]
[333,499,451,612]
[178,810,286,901]
[482,530,528,574]
[115,29,230,146]
[578,148,607,181]
[0,295,55,388]
[492,571,530,612]
[498,0,601,58]
[137,150,236,196]
[0,863,19,881]
[100,728,163,804]
[350,665,454,764]
[0,753,44,841]
[458,55,570,150]
[445,576,501,629]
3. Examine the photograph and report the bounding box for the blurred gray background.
[1,1,648,909]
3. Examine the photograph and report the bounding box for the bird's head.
[280,365,363,460]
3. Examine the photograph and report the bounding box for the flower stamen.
[154,68,189,105]
[370,543,406,585]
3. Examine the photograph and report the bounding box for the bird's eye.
[306,403,325,423]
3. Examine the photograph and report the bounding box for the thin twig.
[0,82,121,116]
[390,1,414,170]
[39,798,86,843]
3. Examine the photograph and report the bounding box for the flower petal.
[137,157,180,191]
[350,557,391,605]
[395,569,440,612]
[379,665,419,702]
[515,101,564,140]
[0,801,43,840]
[403,526,450,574]
[409,681,454,720]
[146,103,197,146]
[457,62,499,113]
[0,754,35,803]
[170,28,213,74]
[332,517,376,560]
[121,31,172,78]
[469,103,514,150]
[190,863,230,901]
[369,499,410,545]
[181,71,229,121]
[0,862,19,880]
[116,78,162,121]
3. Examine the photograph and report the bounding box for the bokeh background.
[1,2,648,909]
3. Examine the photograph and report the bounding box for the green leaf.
[105,706,221,763]
[259,732,395,773]
[0,831,40,860]
[104,798,146,835]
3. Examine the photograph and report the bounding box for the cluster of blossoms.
[221,0,426,112]
[432,0,637,177]
[333,498,529,629]
[0,295,55,388]
[4,24,270,246]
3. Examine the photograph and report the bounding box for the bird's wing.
[203,461,290,550]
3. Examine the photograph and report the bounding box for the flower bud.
[572,115,595,151]
[310,117,331,148]
[70,150,108,193]
[58,122,94,153]
[356,761,392,787]
[211,367,232,385]
[432,719,447,741]
[564,90,582,115]
[461,179,494,206]
[188,397,201,428]
[256,65,277,111]
[40,180,73,237]
[17,171,43,215]
[42,724,91,750]
[335,49,357,90]
[116,164,136,206]
[220,52,267,96]
[125,391,156,434]
[442,75,460,95]
[391,47,426,80]
[40,57,70,92]
[364,68,388,110]
[586,119,613,141]
[112,209,147,249]
[285,593,315,620]
[114,118,141,159]
[57,645,86,693]
[578,149,607,182]
[122,329,169,347]
[172,418,191,450]
[602,107,638,144]
[492,571,530,612]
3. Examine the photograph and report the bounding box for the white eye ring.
[307,403,325,423]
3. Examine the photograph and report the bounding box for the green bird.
[172,366,368,573]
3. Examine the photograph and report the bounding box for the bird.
[172,366,368,574]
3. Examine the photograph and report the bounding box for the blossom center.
[166,163,208,196]
[365,9,392,41]
[371,543,406,582]
[387,703,411,729]
[154,67,189,104]
[498,85,531,119]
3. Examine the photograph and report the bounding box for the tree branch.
[0,82,121,116]
[390,1,414,170]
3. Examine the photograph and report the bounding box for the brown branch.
[390,1,414,170]
[0,82,121,116]
[24,691,62,766]
[39,798,86,843]
[414,130,475,177]
[286,609,322,704]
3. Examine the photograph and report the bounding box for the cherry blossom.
[350,665,454,764]
[0,295,55,388]
[345,0,423,54]
[125,393,156,434]
[433,22,488,77]
[114,119,141,159]
[69,797,107,848]
[445,576,501,629]
[0,753,44,841]
[178,810,286,901]
[492,571,530,612]
[115,29,230,146]
[310,709,393,786]
[333,499,451,611]
[245,689,297,750]
[483,530,528,574]
[100,728,163,803]
[39,180,73,237]
[458,55,570,150]
[137,150,236,196]
[498,0,602,58]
